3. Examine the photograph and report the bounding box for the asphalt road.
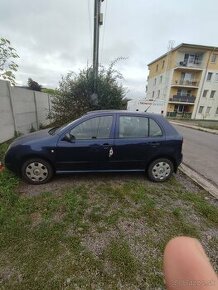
[173,125,218,188]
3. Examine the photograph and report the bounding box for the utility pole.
[92,0,104,102]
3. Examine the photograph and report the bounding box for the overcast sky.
[1,0,218,99]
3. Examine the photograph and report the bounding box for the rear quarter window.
[149,118,163,137]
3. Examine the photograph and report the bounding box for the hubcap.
[152,161,171,180]
[25,162,48,182]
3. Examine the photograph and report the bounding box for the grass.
[0,142,218,289]
[167,118,218,130]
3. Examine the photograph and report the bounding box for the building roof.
[147,43,218,66]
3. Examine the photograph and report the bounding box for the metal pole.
[93,0,103,94]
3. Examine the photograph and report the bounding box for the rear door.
[56,114,115,171]
[110,114,166,170]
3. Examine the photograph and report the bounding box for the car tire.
[147,158,174,182]
[21,158,53,185]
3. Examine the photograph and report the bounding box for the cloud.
[1,0,218,98]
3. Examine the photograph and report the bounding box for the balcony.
[169,95,196,104]
[167,112,192,119]
[171,80,199,88]
[175,61,203,71]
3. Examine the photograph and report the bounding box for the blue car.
[5,110,183,184]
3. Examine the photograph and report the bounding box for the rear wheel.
[147,158,173,182]
[21,158,53,184]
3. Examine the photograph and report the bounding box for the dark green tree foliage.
[28,78,42,91]
[0,38,19,85]
[49,61,127,125]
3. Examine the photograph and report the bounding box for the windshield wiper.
[48,127,58,135]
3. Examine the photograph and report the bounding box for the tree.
[41,88,59,95]
[0,37,19,85]
[27,78,42,91]
[49,60,127,125]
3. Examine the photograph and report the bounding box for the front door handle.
[149,142,160,147]
[103,143,110,149]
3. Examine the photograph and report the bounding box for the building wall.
[0,80,52,143]
[194,69,218,119]
[147,44,218,120]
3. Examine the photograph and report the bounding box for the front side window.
[70,116,113,139]
[119,116,148,138]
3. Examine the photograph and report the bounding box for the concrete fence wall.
[0,80,52,143]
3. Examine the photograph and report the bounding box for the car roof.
[86,110,161,118]
[85,110,181,137]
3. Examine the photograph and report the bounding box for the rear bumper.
[175,153,183,172]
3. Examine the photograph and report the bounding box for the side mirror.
[63,133,75,142]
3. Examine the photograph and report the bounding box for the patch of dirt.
[0,265,23,284]
[176,170,202,193]
[117,218,150,238]
[18,172,145,196]
[81,228,119,256]
[30,212,42,227]
[52,210,66,223]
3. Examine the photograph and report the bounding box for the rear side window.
[119,116,148,138]
[149,118,163,137]
[70,116,113,139]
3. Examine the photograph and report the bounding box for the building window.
[162,60,165,69]
[211,54,217,63]
[158,90,160,98]
[210,90,216,98]
[156,64,158,72]
[160,75,162,84]
[154,78,156,86]
[198,106,204,114]
[202,90,208,97]
[207,72,213,81]
[184,53,202,65]
[152,91,155,99]
[215,73,218,82]
[206,107,211,114]
[216,107,218,114]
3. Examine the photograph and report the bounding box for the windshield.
[48,116,84,135]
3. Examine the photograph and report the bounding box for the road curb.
[170,121,218,135]
[179,163,218,199]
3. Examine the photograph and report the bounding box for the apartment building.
[146,43,218,119]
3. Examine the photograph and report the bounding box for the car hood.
[10,129,53,147]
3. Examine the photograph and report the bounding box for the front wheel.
[147,158,174,182]
[21,158,54,184]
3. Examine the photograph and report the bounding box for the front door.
[56,115,114,171]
